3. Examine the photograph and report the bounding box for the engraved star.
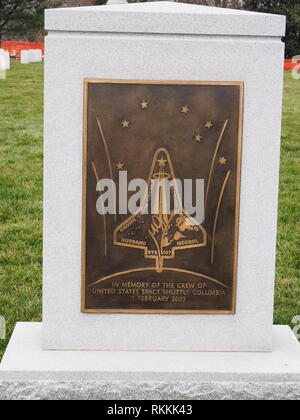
[140,100,149,110]
[218,157,227,165]
[181,105,189,114]
[194,134,203,142]
[205,121,213,128]
[116,162,125,170]
[121,120,130,128]
[157,157,167,167]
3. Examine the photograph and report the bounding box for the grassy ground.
[274,72,300,327]
[0,63,43,360]
[0,63,299,360]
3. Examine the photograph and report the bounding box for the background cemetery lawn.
[0,63,299,360]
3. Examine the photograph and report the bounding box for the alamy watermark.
[0,316,6,340]
[95,172,205,225]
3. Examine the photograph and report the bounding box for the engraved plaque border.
[81,79,244,314]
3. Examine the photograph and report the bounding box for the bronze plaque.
[82,80,243,314]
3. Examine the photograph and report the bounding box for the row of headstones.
[0,49,10,70]
[21,49,43,64]
[0,48,43,70]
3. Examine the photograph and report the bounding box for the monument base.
[0,323,299,400]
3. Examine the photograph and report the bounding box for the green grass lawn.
[274,72,300,327]
[0,63,299,359]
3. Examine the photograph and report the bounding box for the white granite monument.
[0,2,299,400]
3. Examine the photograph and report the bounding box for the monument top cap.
[45,1,286,37]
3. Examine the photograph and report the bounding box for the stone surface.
[29,49,42,63]
[0,381,300,401]
[45,2,286,37]
[20,50,30,64]
[2,323,300,381]
[0,51,10,70]
[43,2,285,351]
[0,54,5,71]
[4,51,10,70]
[0,323,300,400]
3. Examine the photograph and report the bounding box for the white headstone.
[33,49,42,62]
[20,50,30,64]
[4,51,10,70]
[0,50,9,70]
[30,49,36,62]
[27,49,42,63]
[28,49,34,62]
[107,0,128,3]
[0,54,6,71]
